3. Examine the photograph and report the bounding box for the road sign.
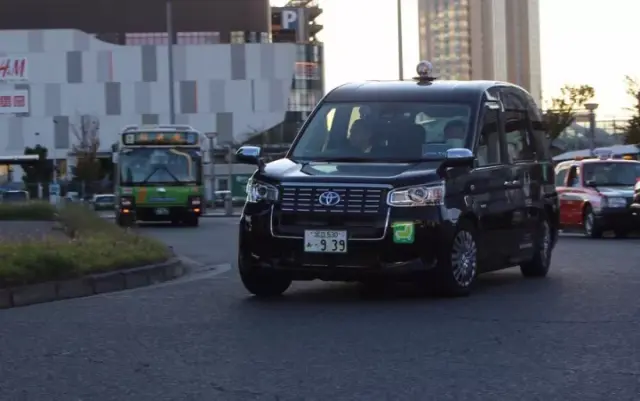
[49,183,60,196]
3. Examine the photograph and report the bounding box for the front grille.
[280,185,387,214]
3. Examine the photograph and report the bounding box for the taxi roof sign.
[592,149,614,160]
[413,60,436,84]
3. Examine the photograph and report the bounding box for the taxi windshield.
[289,102,472,162]
[583,162,640,186]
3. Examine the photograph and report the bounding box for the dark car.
[92,194,116,211]
[556,153,640,237]
[0,189,29,203]
[235,61,559,298]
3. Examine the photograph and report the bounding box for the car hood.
[260,158,443,185]
[595,186,635,197]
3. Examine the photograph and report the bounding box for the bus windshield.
[119,148,202,185]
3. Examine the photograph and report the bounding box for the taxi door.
[560,165,584,226]
[555,165,571,226]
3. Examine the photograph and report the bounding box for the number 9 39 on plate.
[304,230,347,253]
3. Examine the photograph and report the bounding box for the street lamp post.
[166,0,176,124]
[584,102,599,152]
[396,0,404,80]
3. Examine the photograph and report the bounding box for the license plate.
[304,230,347,253]
[155,208,169,215]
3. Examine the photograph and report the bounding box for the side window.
[555,167,568,187]
[476,107,502,167]
[504,110,536,162]
[567,166,581,187]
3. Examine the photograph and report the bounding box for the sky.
[275,0,640,119]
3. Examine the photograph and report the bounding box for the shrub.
[0,202,56,221]
[0,204,171,288]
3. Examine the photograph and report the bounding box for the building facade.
[243,0,324,146]
[2,0,271,45]
[0,29,296,182]
[418,0,541,104]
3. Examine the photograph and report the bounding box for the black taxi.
[235,61,559,298]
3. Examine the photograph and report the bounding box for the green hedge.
[0,204,171,288]
[0,202,56,220]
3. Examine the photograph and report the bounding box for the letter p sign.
[281,9,298,30]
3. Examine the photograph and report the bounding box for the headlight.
[190,197,201,206]
[387,183,445,207]
[246,179,279,203]
[604,197,627,208]
[120,197,133,207]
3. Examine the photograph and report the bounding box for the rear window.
[95,195,115,203]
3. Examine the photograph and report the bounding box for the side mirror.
[585,179,596,187]
[436,148,475,177]
[235,146,262,166]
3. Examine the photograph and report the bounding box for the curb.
[0,257,187,309]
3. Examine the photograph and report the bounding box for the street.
[1,219,639,401]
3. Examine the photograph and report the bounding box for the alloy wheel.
[451,230,477,287]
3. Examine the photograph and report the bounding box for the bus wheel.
[186,216,199,227]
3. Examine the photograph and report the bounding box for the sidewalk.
[202,207,243,217]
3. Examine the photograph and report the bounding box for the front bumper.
[595,206,640,229]
[238,204,456,281]
[121,205,202,220]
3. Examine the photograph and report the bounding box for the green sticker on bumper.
[392,222,415,244]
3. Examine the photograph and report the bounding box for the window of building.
[230,31,245,44]
[294,62,320,80]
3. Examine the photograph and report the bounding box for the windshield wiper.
[140,166,182,184]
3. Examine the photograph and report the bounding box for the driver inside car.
[443,119,467,149]
[348,119,374,153]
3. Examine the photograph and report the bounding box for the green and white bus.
[113,124,205,227]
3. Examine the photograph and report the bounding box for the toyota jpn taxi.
[235,61,559,298]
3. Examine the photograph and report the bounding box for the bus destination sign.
[122,131,199,146]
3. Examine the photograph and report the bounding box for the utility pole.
[396,0,404,80]
[166,0,176,124]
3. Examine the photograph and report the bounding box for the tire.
[583,205,603,238]
[433,220,478,297]
[521,217,552,278]
[239,257,291,298]
[614,229,629,238]
[185,216,199,227]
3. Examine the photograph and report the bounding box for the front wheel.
[432,220,478,297]
[583,206,603,238]
[239,257,291,298]
[521,218,552,277]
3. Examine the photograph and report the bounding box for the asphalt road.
[1,219,640,401]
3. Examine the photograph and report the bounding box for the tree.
[623,76,640,145]
[543,84,596,144]
[22,144,53,198]
[71,114,101,195]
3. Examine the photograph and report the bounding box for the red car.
[555,155,640,238]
